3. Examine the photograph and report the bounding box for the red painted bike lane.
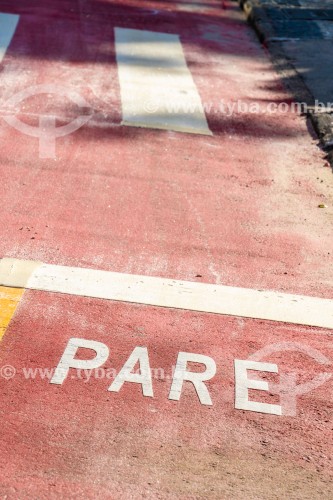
[1,293,333,497]
[0,0,332,497]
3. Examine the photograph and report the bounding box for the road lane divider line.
[115,27,212,135]
[0,286,24,340]
[0,13,20,63]
[0,258,332,330]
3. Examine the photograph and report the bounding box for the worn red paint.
[0,0,332,496]
[0,292,332,496]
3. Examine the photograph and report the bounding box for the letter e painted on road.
[234,359,282,415]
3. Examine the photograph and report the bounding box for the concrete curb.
[239,0,333,169]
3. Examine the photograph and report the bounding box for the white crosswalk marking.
[0,13,19,63]
[115,27,212,135]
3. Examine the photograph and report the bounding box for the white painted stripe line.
[115,27,212,136]
[0,13,19,63]
[1,258,332,329]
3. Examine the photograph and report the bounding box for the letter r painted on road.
[168,352,216,405]
[234,359,282,415]
[50,338,109,385]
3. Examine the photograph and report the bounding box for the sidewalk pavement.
[239,0,333,166]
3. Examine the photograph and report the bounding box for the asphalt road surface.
[0,0,332,498]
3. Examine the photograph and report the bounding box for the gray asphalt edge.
[238,0,333,169]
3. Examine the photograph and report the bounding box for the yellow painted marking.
[0,286,24,340]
